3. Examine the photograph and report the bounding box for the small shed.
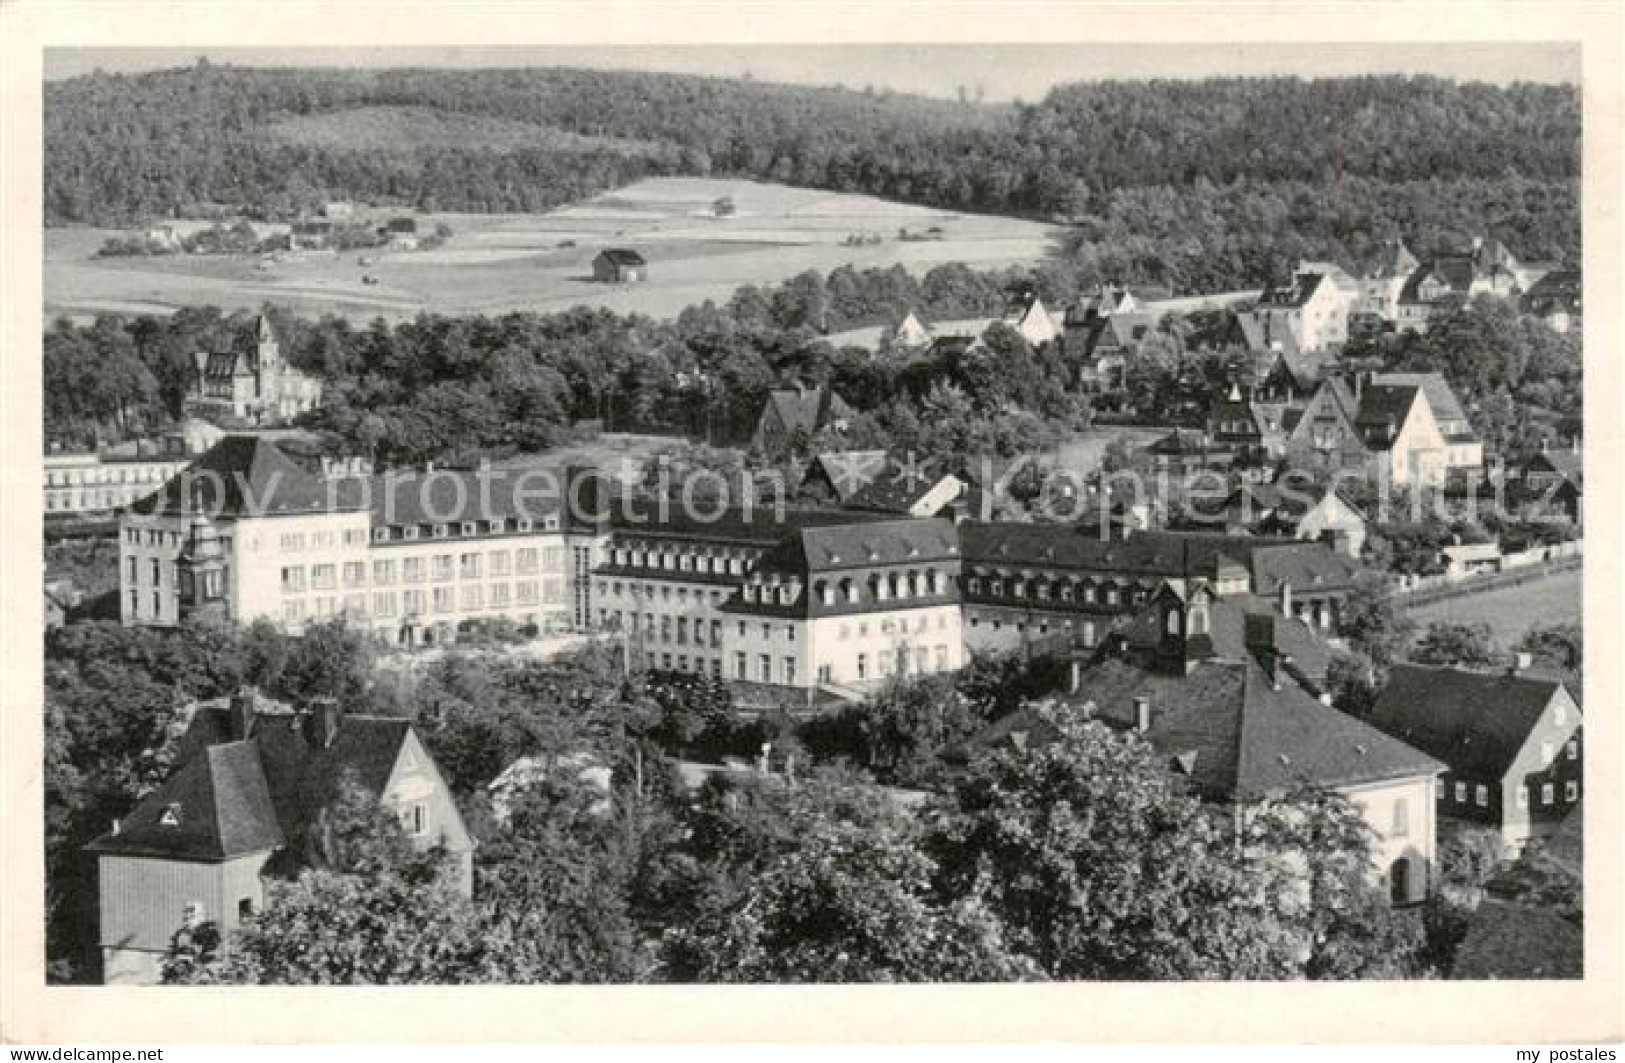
[593,248,647,283]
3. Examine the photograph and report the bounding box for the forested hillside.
[45,64,1580,288]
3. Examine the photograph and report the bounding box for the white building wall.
[119,512,195,626]
[230,511,372,631]
[1342,774,1438,905]
[805,604,961,689]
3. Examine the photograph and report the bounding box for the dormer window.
[819,582,834,606]
[460,521,476,536]
[543,516,559,531]
[433,524,449,538]
[160,803,182,827]
[517,519,533,533]
[844,580,859,604]
[404,526,420,540]
[373,527,390,542]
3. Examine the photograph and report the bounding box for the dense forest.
[45,65,1580,289]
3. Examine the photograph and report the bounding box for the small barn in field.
[593,248,647,283]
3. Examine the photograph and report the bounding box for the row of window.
[282,581,555,622]
[46,487,153,511]
[967,612,1099,644]
[1440,778,1580,808]
[45,464,180,487]
[279,529,370,551]
[607,612,726,649]
[966,575,1138,608]
[282,549,561,593]
[756,570,946,608]
[610,545,756,576]
[370,515,561,545]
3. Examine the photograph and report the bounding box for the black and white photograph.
[3,0,1622,1048]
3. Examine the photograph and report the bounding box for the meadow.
[1406,565,1582,646]
[45,177,1063,323]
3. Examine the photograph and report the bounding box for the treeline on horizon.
[45,64,1580,290]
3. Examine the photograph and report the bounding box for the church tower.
[254,315,283,412]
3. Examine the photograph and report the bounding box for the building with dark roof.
[183,315,322,427]
[975,585,1444,904]
[797,450,890,505]
[592,247,647,282]
[1368,664,1582,850]
[88,690,471,984]
[1252,270,1360,352]
[718,518,964,692]
[958,522,1360,657]
[1521,267,1581,334]
[119,437,600,641]
[592,505,903,693]
[751,384,856,455]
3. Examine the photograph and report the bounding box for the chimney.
[1571,437,1581,455]
[1133,695,1152,733]
[306,698,341,749]
[1245,611,1277,652]
[758,742,772,775]
[1069,657,1083,693]
[1278,580,1292,618]
[229,687,257,742]
[1510,652,1533,675]
[111,818,120,836]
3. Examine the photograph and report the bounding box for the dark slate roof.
[88,741,285,860]
[90,704,472,862]
[1451,898,1583,979]
[756,517,960,576]
[844,471,961,515]
[202,351,253,379]
[129,436,367,518]
[1526,449,1583,483]
[764,386,855,437]
[1258,273,1327,309]
[809,450,890,502]
[1248,541,1362,595]
[1354,384,1420,447]
[1373,371,1469,426]
[596,247,646,266]
[1115,594,1335,689]
[609,502,891,547]
[369,468,568,528]
[1368,664,1572,780]
[1522,268,1581,316]
[987,649,1441,801]
[962,523,1251,581]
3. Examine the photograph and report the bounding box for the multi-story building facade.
[720,518,964,694]
[957,522,1360,656]
[44,450,191,517]
[593,506,881,680]
[119,436,597,641]
[1253,270,1360,353]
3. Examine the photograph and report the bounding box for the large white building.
[119,437,597,642]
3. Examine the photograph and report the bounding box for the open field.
[1047,426,1169,476]
[46,177,1064,323]
[1406,565,1582,645]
